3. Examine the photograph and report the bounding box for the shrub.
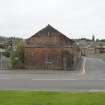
[10,41,25,69]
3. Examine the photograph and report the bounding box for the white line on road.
[98,79,105,81]
[1,77,105,81]
[81,57,86,75]
[0,77,11,80]
[31,79,105,81]
[31,79,78,80]
[88,89,105,92]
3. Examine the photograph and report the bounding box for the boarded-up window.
[45,56,54,64]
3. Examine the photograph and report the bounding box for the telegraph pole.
[0,49,2,70]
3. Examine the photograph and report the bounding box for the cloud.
[0,0,105,39]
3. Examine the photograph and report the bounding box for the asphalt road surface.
[0,57,105,91]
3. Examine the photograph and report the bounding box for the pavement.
[0,57,105,91]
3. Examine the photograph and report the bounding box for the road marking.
[98,79,105,81]
[31,78,105,81]
[88,89,105,92]
[81,57,86,75]
[32,79,77,80]
[0,77,11,80]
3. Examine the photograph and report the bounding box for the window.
[45,55,54,64]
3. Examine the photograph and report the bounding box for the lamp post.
[0,49,2,70]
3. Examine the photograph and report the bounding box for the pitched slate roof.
[36,24,61,34]
[31,24,65,37]
[30,24,75,43]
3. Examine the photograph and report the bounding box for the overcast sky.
[0,0,105,39]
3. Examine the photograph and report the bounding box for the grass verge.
[0,91,105,105]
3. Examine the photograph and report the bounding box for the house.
[81,41,105,56]
[95,44,105,54]
[24,25,81,70]
[75,38,93,56]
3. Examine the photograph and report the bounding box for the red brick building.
[24,25,81,70]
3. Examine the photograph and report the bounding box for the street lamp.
[0,49,2,70]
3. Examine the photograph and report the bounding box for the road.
[0,57,105,91]
[84,57,105,79]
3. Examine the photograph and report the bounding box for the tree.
[100,39,105,42]
[96,39,100,42]
[10,40,25,68]
[92,35,95,41]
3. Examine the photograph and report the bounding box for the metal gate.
[0,55,10,70]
